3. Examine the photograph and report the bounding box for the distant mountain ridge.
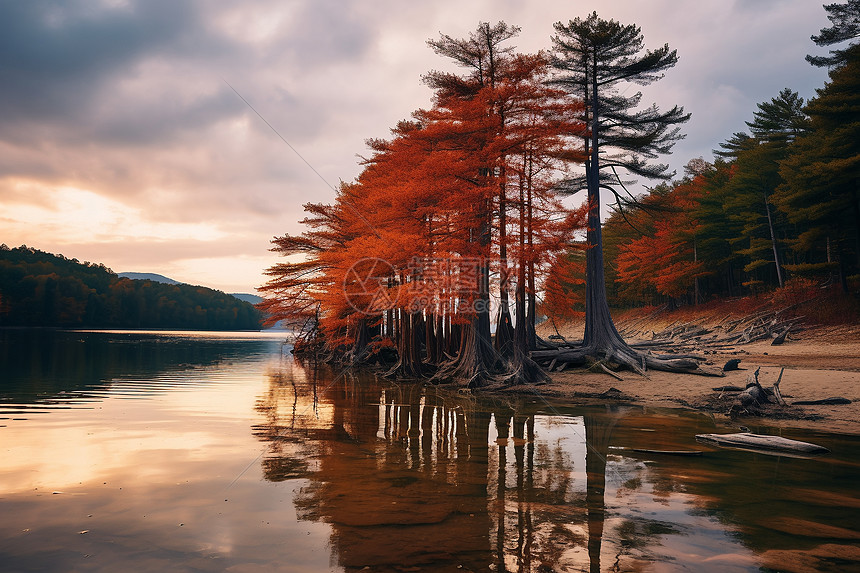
[119,272,261,304]
[231,293,263,304]
[118,272,181,285]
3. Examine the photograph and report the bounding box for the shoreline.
[498,328,860,436]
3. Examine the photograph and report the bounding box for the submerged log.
[793,397,852,405]
[695,432,830,455]
[631,449,703,456]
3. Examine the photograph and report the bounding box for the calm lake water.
[1,329,858,573]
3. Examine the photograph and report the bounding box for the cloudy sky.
[0,0,834,294]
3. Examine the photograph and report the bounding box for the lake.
[1,329,858,572]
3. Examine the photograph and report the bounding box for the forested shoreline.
[0,245,262,330]
[598,78,859,307]
[259,7,859,385]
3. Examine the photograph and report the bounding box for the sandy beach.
[532,318,860,435]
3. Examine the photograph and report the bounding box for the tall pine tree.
[806,0,860,68]
[541,13,696,374]
[777,45,860,290]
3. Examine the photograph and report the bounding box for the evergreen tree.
[777,45,860,290]
[713,132,753,160]
[807,0,860,68]
[722,140,789,289]
[693,160,754,297]
[545,12,693,373]
[707,89,807,291]
[746,88,807,143]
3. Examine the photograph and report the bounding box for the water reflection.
[3,333,859,571]
[256,358,860,572]
[0,331,341,573]
[0,329,280,414]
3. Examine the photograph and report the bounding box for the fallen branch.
[597,362,624,381]
[772,367,786,406]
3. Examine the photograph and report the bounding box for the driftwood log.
[711,367,852,417]
[713,385,744,392]
[695,432,830,455]
[536,303,812,377]
[737,366,770,408]
[731,366,786,410]
[614,305,809,354]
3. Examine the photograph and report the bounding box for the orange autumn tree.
[542,247,586,323]
[256,202,348,345]
[614,169,709,306]
[426,24,588,379]
[488,53,587,356]
[259,22,587,386]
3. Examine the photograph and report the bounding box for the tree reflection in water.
[252,359,625,572]
[252,358,812,572]
[584,411,617,573]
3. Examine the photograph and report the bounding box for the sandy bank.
[523,322,860,435]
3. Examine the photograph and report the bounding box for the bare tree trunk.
[525,153,537,351]
[693,237,700,305]
[583,50,625,351]
[763,190,784,288]
[433,201,507,386]
[496,162,515,354]
[515,161,528,354]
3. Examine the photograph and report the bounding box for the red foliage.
[615,174,709,302]
[259,42,588,357]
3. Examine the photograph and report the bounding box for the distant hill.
[231,293,262,304]
[0,245,262,330]
[120,272,263,307]
[118,272,181,285]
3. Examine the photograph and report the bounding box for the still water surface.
[1,329,858,572]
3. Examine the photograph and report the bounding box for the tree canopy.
[259,21,587,385]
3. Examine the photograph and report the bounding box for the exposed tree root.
[531,340,725,377]
[496,347,551,386]
[593,362,624,381]
[430,321,507,388]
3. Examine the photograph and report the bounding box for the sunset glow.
[0,1,831,294]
